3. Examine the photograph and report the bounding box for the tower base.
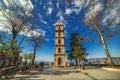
[53,54,66,67]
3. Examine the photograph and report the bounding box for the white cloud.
[57,11,65,21]
[73,8,82,14]
[0,11,11,33]
[56,2,59,8]
[103,6,120,27]
[19,0,33,11]
[0,25,11,33]
[38,13,41,18]
[48,1,52,5]
[3,0,18,6]
[84,0,120,28]
[20,27,46,37]
[93,2,103,13]
[40,19,48,24]
[3,0,33,11]
[85,0,90,7]
[73,0,83,14]
[0,0,44,38]
[73,0,90,8]
[47,7,53,14]
[45,39,50,41]
[0,0,34,36]
[3,0,9,6]
[36,29,46,36]
[60,16,64,21]
[57,11,61,17]
[72,0,89,14]
[73,0,82,7]
[65,8,72,15]
[85,1,103,21]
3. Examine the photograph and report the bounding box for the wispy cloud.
[47,7,53,14]
[57,11,64,21]
[40,19,48,24]
[84,0,104,22]
[0,11,11,34]
[3,0,33,11]
[73,0,82,7]
[73,0,90,8]
[45,39,50,41]
[65,8,72,15]
[84,0,120,27]
[102,1,120,27]
[72,0,90,14]
[0,0,36,37]
[19,0,33,11]
[56,2,59,8]
[20,27,46,37]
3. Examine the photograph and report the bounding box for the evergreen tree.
[66,33,87,66]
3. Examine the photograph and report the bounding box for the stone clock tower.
[53,20,66,67]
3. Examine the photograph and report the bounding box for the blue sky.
[0,0,120,62]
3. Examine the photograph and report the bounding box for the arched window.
[58,27,60,30]
[58,32,61,36]
[58,39,61,44]
[58,48,61,53]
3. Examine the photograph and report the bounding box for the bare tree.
[0,0,39,65]
[0,0,39,46]
[84,0,120,65]
[28,35,46,65]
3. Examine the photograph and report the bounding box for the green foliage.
[0,39,21,66]
[7,39,19,57]
[22,53,33,60]
[73,46,87,60]
[0,41,7,53]
[66,33,87,65]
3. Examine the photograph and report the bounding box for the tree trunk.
[32,44,36,65]
[97,27,115,65]
[18,35,26,48]
[75,58,78,66]
[89,18,115,66]
[12,33,17,40]
[78,59,80,66]
[102,41,115,65]
[10,39,17,65]
[10,33,16,65]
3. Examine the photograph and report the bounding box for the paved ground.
[8,66,120,80]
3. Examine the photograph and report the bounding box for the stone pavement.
[9,66,120,80]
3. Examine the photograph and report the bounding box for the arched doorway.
[58,57,61,66]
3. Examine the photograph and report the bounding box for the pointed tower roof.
[55,20,63,26]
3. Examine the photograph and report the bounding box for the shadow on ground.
[9,66,119,80]
[40,70,80,75]
[38,67,99,80]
